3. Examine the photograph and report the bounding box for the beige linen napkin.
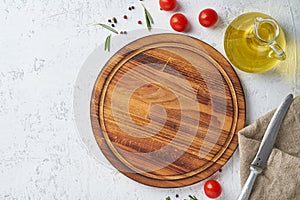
[239,96,300,200]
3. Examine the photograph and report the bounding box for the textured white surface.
[0,0,299,199]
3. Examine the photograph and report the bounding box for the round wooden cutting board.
[91,33,245,188]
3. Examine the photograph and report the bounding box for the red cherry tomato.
[170,13,188,32]
[159,0,176,11]
[199,8,218,28]
[204,179,222,198]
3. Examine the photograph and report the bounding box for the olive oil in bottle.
[224,12,286,73]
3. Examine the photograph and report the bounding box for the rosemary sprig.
[187,195,198,200]
[142,4,154,30]
[104,34,111,52]
[166,195,198,200]
[97,23,118,34]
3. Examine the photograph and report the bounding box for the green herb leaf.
[97,23,118,34]
[142,4,154,31]
[104,34,111,52]
[145,10,151,31]
[166,196,171,200]
[188,195,198,200]
[145,8,154,24]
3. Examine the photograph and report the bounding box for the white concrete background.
[0,0,299,199]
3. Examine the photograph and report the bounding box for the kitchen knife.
[237,94,294,200]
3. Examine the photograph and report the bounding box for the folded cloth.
[239,96,300,200]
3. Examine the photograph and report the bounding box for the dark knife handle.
[237,166,262,200]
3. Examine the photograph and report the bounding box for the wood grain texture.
[91,33,246,188]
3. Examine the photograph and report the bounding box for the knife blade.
[237,93,294,200]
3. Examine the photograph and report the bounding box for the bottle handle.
[269,41,286,60]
